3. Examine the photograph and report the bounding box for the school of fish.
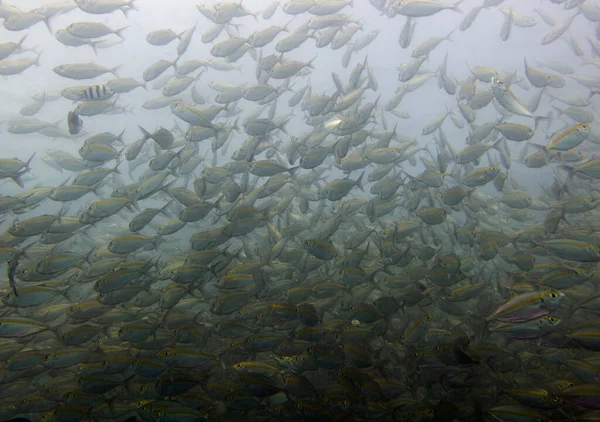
[3,0,600,420]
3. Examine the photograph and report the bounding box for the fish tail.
[159,200,173,217]
[34,50,42,67]
[355,171,365,191]
[110,64,123,77]
[137,125,152,141]
[122,0,139,17]
[90,41,99,56]
[84,246,97,265]
[533,114,551,131]
[558,164,575,181]
[16,34,27,49]
[8,276,18,297]
[24,152,36,171]
[9,174,24,188]
[115,26,129,41]
[42,15,53,34]
[452,0,465,13]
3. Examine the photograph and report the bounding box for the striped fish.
[82,84,114,101]
[62,84,115,101]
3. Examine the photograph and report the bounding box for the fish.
[66,21,128,39]
[392,0,464,17]
[541,12,579,45]
[3,0,600,419]
[6,243,33,296]
[53,63,121,80]
[62,84,115,101]
[146,28,180,46]
[536,123,590,152]
[67,110,83,135]
[491,76,534,118]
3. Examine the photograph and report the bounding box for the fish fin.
[110,64,123,77]
[355,171,365,191]
[452,0,465,12]
[9,174,24,188]
[533,114,551,131]
[159,199,174,217]
[558,164,575,181]
[122,0,138,17]
[41,14,53,33]
[115,26,129,40]
[137,125,152,141]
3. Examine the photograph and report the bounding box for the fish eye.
[550,292,558,300]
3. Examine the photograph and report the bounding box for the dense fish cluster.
[4,0,600,420]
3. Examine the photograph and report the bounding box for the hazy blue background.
[0,0,596,199]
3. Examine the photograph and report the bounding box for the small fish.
[487,290,564,323]
[0,316,51,338]
[6,243,32,296]
[67,110,83,135]
[541,12,579,45]
[539,123,590,152]
[392,0,464,17]
[67,21,128,39]
[491,76,533,118]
